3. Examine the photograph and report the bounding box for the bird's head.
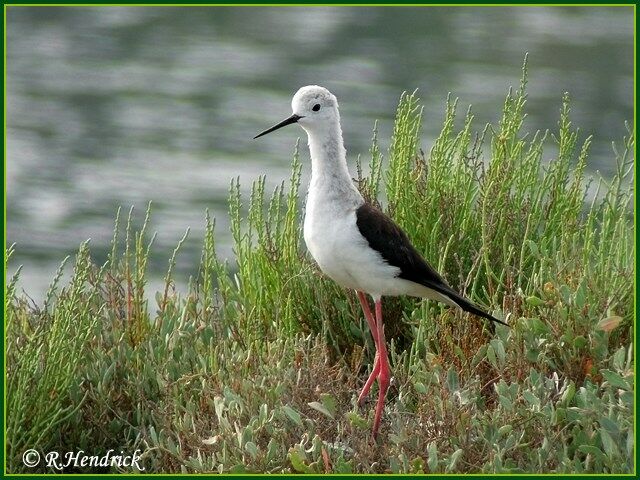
[254,85,340,139]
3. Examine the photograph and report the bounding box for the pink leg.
[356,291,380,405]
[358,352,380,405]
[372,298,391,440]
[356,291,378,344]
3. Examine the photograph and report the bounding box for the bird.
[254,85,507,439]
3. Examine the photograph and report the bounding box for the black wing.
[355,203,507,327]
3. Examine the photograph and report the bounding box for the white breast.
[304,200,405,297]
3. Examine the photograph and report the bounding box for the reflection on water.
[6,6,634,300]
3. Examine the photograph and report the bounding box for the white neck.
[304,122,363,209]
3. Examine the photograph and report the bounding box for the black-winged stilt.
[255,85,507,439]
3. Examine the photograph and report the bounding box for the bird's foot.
[371,344,391,439]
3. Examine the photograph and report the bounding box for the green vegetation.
[5,62,634,473]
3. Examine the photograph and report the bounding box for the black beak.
[254,114,303,139]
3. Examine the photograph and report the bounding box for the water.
[6,6,634,301]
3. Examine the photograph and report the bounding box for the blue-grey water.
[6,6,634,302]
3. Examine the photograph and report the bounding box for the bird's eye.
[312,103,321,112]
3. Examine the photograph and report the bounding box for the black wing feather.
[355,203,507,327]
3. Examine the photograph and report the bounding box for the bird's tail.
[436,285,509,328]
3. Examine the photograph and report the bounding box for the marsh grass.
[5,61,634,473]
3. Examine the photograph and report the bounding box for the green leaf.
[526,239,540,257]
[597,316,622,333]
[471,344,488,367]
[446,367,459,392]
[213,395,225,422]
[266,438,279,463]
[308,401,334,419]
[525,348,540,363]
[288,447,312,473]
[612,346,626,371]
[620,390,633,408]
[411,456,425,473]
[522,390,540,407]
[245,441,258,459]
[490,338,506,366]
[346,411,369,429]
[335,457,353,474]
[414,381,427,394]
[578,444,605,462]
[282,405,303,426]
[559,285,571,304]
[528,317,550,335]
[230,464,247,473]
[601,369,631,391]
[560,382,576,405]
[389,456,401,474]
[320,393,337,416]
[526,295,545,307]
[149,426,159,445]
[529,368,541,386]
[573,335,587,349]
[389,432,408,445]
[498,424,513,437]
[447,449,463,472]
[574,282,586,308]
[487,344,497,368]
[599,416,620,436]
[498,394,513,410]
[102,361,115,385]
[427,442,438,472]
[348,321,363,339]
[626,431,634,457]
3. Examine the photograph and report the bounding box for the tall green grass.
[5,61,634,473]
